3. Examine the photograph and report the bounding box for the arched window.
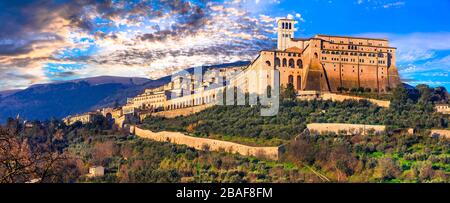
[297,76,301,90]
[282,58,287,67]
[275,57,281,67]
[288,75,294,84]
[314,52,318,58]
[289,23,292,29]
[297,59,303,69]
[265,61,271,66]
[282,22,285,29]
[289,59,295,68]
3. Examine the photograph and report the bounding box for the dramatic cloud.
[0,0,282,90]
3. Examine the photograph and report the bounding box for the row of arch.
[269,58,303,69]
[282,22,292,29]
[165,94,216,111]
[288,75,302,90]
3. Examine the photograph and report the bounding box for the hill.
[0,76,170,122]
[0,61,250,123]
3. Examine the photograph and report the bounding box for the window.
[282,58,287,67]
[297,59,303,68]
[288,75,294,84]
[275,58,281,67]
[289,59,295,68]
[297,76,301,90]
[266,61,271,66]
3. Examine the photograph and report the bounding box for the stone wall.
[130,126,281,160]
[321,92,390,108]
[151,104,214,118]
[430,129,450,139]
[307,123,386,135]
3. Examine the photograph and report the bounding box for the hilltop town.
[66,18,403,123]
[58,19,450,165]
[64,19,448,139]
[4,18,446,183]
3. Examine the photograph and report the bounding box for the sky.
[0,0,449,91]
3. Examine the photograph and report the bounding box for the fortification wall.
[152,104,214,118]
[131,126,281,160]
[430,129,450,139]
[307,123,386,135]
[321,92,390,108]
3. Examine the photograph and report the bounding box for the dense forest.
[0,84,449,183]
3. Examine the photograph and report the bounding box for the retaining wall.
[430,129,450,139]
[307,123,386,135]
[131,126,281,160]
[151,104,214,118]
[321,93,390,108]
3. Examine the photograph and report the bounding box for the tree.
[0,127,71,183]
[391,86,409,110]
[281,83,297,100]
[93,140,116,165]
[373,158,401,181]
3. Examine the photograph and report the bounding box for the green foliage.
[281,83,297,100]
[287,132,449,183]
[143,96,449,142]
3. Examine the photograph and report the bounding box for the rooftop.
[315,34,388,41]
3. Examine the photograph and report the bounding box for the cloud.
[383,1,405,8]
[355,0,405,9]
[356,32,450,63]
[355,32,450,88]
[0,0,280,91]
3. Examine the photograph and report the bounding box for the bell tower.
[277,19,295,51]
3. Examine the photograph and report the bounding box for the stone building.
[272,19,401,93]
[63,112,99,125]
[435,104,450,114]
[88,166,105,178]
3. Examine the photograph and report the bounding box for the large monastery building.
[269,18,401,93]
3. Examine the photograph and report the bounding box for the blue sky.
[0,0,449,90]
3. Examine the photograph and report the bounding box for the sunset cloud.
[0,0,280,90]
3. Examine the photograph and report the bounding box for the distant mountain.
[0,76,169,123]
[0,89,21,98]
[0,61,249,122]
